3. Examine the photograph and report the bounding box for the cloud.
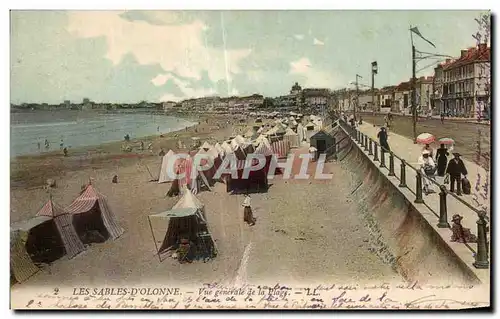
[313,38,325,46]
[290,57,312,74]
[294,34,304,40]
[289,57,341,89]
[154,72,217,101]
[160,93,182,102]
[151,74,170,86]
[67,11,251,86]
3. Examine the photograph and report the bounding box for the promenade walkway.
[344,121,490,284]
[357,111,490,126]
[358,122,490,211]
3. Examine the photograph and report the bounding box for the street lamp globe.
[372,61,378,74]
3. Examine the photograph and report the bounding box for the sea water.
[10,110,196,158]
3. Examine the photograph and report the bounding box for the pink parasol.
[416,133,435,144]
[438,137,455,145]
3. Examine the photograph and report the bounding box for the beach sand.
[10,114,473,301]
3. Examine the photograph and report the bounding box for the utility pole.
[355,74,362,120]
[411,44,417,143]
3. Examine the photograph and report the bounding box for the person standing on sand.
[37,142,41,151]
[242,194,256,226]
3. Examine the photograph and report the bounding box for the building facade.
[392,81,411,114]
[377,86,395,112]
[416,76,434,115]
[432,43,490,118]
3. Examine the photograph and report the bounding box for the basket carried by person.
[423,164,437,176]
[462,176,471,195]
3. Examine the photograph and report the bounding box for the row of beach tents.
[11,183,124,283]
[157,131,292,195]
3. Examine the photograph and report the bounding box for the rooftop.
[438,44,490,70]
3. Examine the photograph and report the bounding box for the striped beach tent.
[67,184,124,241]
[271,139,290,159]
[36,198,85,259]
[11,228,41,283]
[254,136,274,157]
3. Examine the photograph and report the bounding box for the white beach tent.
[158,150,177,184]
[304,122,318,142]
[205,145,220,160]
[200,141,212,151]
[221,141,233,155]
[214,142,224,156]
[284,128,300,148]
[233,135,247,145]
[297,123,305,142]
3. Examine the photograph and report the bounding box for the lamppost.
[372,61,378,114]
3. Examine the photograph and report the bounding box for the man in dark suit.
[446,152,468,195]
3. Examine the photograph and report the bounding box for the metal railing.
[336,117,489,269]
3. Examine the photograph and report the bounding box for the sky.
[10,10,485,104]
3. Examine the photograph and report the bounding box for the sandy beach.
[10,113,477,302]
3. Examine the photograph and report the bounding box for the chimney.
[461,50,467,58]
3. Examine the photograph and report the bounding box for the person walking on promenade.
[446,152,468,196]
[422,144,434,158]
[435,144,449,177]
[242,194,256,226]
[377,127,390,152]
[440,112,445,124]
[418,149,437,195]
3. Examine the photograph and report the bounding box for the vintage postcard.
[9,9,491,310]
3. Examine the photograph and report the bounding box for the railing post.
[373,143,379,162]
[414,170,424,203]
[437,185,450,228]
[388,152,395,176]
[398,159,407,187]
[473,212,489,269]
[364,135,369,152]
[379,147,386,168]
[368,139,373,155]
[360,133,364,146]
